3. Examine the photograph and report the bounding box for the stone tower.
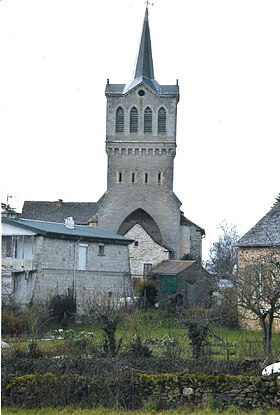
[97,7,201,260]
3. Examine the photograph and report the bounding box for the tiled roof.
[150,260,196,275]
[21,201,98,225]
[2,217,133,244]
[237,199,280,247]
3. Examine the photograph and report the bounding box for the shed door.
[160,276,177,293]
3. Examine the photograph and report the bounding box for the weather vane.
[145,1,154,7]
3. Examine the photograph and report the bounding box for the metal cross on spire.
[145,0,154,7]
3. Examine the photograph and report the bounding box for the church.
[21,7,206,284]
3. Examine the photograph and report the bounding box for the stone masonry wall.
[124,223,169,279]
[138,373,280,410]
[14,236,132,311]
[238,246,280,331]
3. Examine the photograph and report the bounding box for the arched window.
[158,107,166,133]
[130,107,138,133]
[115,107,124,133]
[144,107,152,133]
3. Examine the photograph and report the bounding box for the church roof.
[105,7,179,97]
[237,196,280,247]
[134,7,154,80]
[21,200,98,225]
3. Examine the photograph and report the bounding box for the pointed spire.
[134,7,154,80]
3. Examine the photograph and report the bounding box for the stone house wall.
[237,246,280,331]
[3,234,132,312]
[124,223,169,279]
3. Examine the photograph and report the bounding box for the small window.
[118,172,122,183]
[143,263,153,276]
[144,107,152,133]
[98,244,105,256]
[158,107,166,133]
[116,107,124,133]
[132,172,135,183]
[134,241,139,247]
[158,172,161,185]
[130,107,138,133]
[144,173,148,183]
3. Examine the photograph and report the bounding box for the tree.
[85,294,131,356]
[205,221,240,280]
[232,251,280,357]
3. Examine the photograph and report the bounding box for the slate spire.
[134,7,154,80]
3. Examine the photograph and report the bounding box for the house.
[149,260,212,308]
[237,195,280,329]
[1,215,133,312]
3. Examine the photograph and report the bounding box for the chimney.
[65,217,75,229]
[88,215,98,227]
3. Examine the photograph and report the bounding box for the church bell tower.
[97,6,183,259]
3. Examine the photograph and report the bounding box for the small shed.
[150,260,212,308]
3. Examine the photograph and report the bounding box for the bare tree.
[205,221,240,280]
[85,294,132,356]
[230,251,280,357]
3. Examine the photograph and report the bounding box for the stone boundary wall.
[138,374,280,410]
[3,373,280,410]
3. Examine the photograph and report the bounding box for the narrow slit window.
[158,172,161,185]
[144,173,148,183]
[130,107,138,133]
[116,107,124,133]
[118,172,122,183]
[144,107,152,133]
[158,107,166,133]
[132,172,135,183]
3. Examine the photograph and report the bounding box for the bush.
[1,305,27,336]
[63,329,97,356]
[140,279,158,307]
[48,288,76,327]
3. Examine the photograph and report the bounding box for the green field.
[2,408,280,415]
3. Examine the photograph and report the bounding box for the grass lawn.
[2,407,280,415]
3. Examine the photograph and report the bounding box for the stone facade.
[96,8,204,262]
[124,223,169,279]
[237,197,280,331]
[2,217,133,312]
[237,246,280,331]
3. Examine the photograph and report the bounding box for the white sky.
[1,0,279,261]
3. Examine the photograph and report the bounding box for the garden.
[2,292,280,412]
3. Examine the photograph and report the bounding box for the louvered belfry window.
[158,107,166,133]
[144,107,152,133]
[116,107,124,133]
[130,107,138,133]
